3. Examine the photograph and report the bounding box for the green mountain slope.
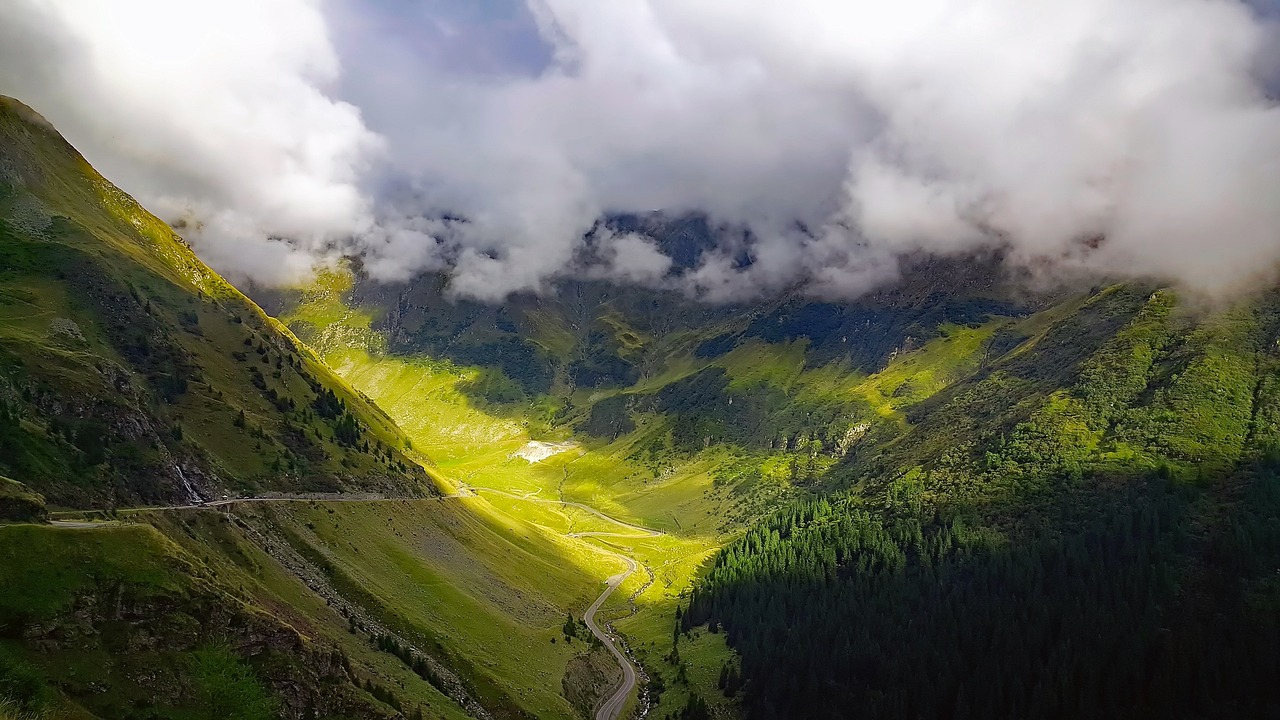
[258,253,1280,720]
[0,521,413,720]
[0,97,429,507]
[0,97,698,720]
[247,256,1058,718]
[685,286,1280,719]
[6,90,1272,720]
[0,97,484,720]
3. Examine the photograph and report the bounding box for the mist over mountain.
[3,62,1280,717]
[4,5,1280,720]
[3,0,1280,303]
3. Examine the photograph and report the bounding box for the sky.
[2,0,1279,302]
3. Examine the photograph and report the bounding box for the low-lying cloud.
[0,0,379,282]
[3,0,1279,301]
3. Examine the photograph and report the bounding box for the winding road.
[460,484,657,720]
[47,493,392,526]
[48,519,113,529]
[50,487,658,720]
[584,555,641,720]
[463,486,660,538]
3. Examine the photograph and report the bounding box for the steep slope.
[212,497,634,719]
[0,97,429,508]
[18,74,1264,720]
[0,521,415,720]
[0,475,43,522]
[686,286,1280,719]
[247,253,1061,718]
[0,96,478,720]
[259,254,1280,720]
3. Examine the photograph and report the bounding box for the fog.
[2,0,1278,301]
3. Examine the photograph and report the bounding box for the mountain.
[0,97,430,508]
[0,97,681,720]
[2,92,1276,720]
[257,241,1280,718]
[0,95,489,720]
[684,287,1280,718]
[240,250,1048,717]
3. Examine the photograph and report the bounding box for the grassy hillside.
[0,99,712,720]
[0,476,44,522]
[4,496,639,719]
[11,88,1266,720]
[686,286,1280,719]
[259,258,1280,720]
[0,521,415,720]
[234,497,631,719]
[251,256,1056,719]
[0,97,429,508]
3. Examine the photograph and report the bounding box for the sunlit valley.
[3,1,1280,719]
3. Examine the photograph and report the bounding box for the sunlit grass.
[276,498,626,719]
[260,268,1042,717]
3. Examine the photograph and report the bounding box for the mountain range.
[1,95,1276,720]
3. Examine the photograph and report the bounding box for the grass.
[0,477,44,522]
[2,95,743,716]
[0,525,271,718]
[715,323,1000,420]
[0,516,481,719]
[8,256,1028,718]
[247,498,628,719]
[272,277,749,711]
[189,647,278,720]
[264,267,1041,717]
[1,228,1041,717]
[0,524,188,621]
[0,95,429,507]
[7,103,1272,720]
[0,699,36,720]
[146,509,471,720]
[215,493,724,718]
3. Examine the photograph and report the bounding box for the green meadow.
[255,265,1035,718]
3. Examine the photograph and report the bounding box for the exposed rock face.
[562,645,624,719]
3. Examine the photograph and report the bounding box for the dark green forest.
[682,287,1280,719]
[685,464,1280,719]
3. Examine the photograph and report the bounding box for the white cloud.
[4,0,1279,299]
[589,231,674,286]
[0,0,380,284]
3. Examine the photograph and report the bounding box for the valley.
[0,96,691,720]
[2,89,1278,720]
[233,255,1045,719]
[30,481,698,720]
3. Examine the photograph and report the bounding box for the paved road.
[463,486,661,538]
[456,484,657,719]
[49,493,393,521]
[584,555,641,720]
[49,520,115,529]
[51,488,656,719]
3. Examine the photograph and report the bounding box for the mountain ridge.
[3,92,1278,720]
[0,95,431,508]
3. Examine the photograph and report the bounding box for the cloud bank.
[3,0,1279,301]
[0,0,379,281]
